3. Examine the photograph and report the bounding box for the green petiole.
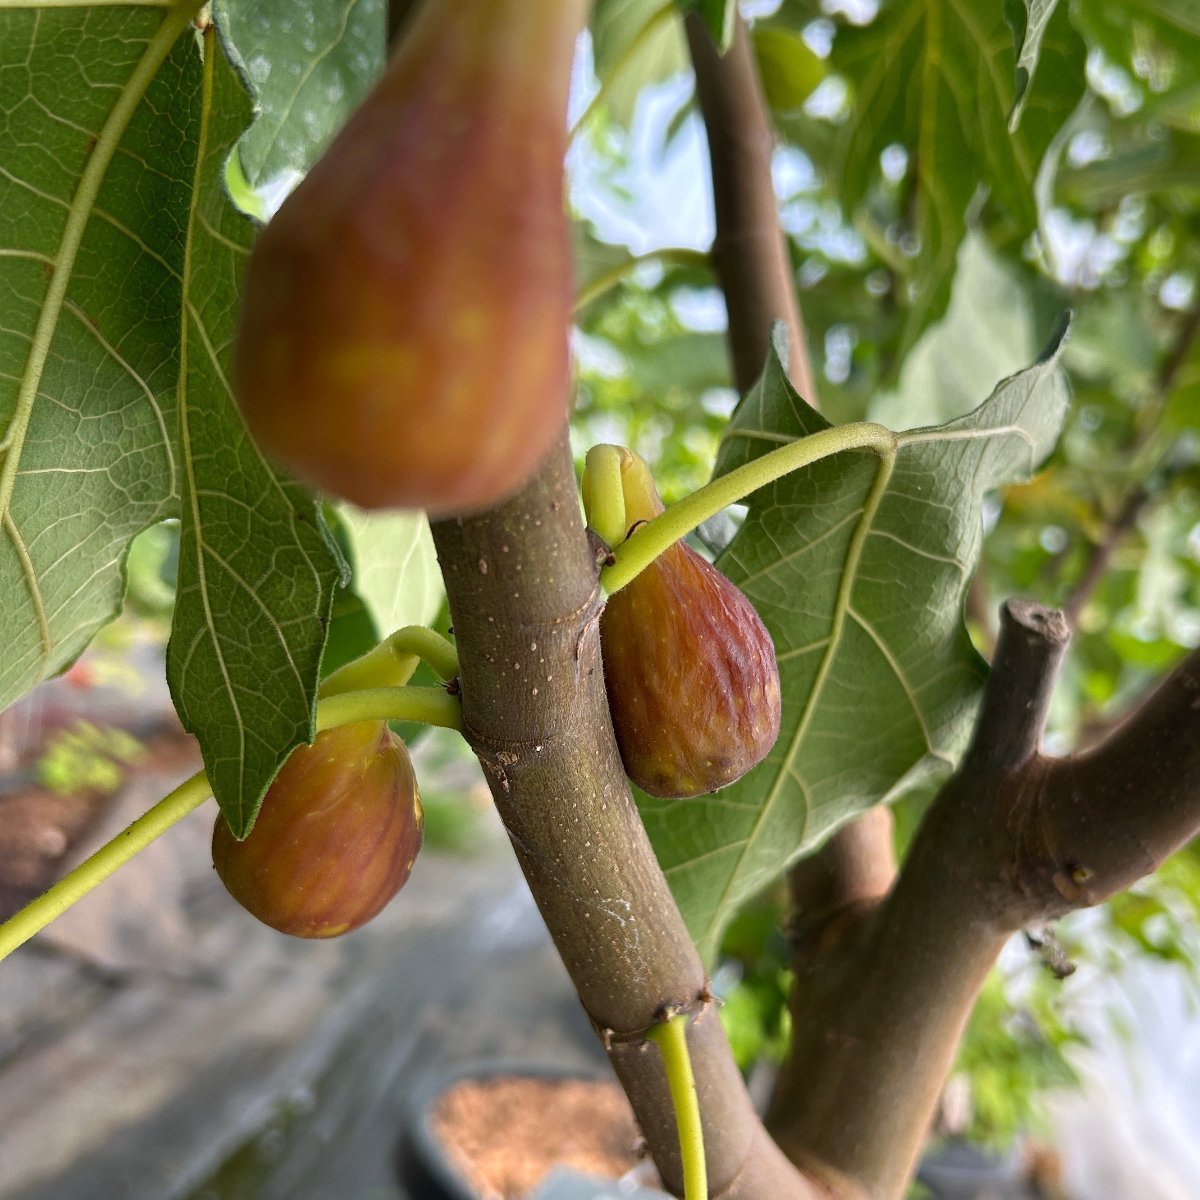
[600,421,897,596]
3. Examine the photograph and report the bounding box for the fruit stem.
[320,626,460,697]
[0,685,462,963]
[648,1014,707,1200]
[581,444,628,549]
[601,421,898,595]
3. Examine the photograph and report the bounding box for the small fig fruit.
[212,721,422,938]
[233,0,587,514]
[587,447,782,799]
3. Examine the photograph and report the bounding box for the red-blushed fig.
[233,0,588,514]
[587,447,782,799]
[212,721,422,938]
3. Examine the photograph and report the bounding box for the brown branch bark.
[686,13,815,402]
[431,433,819,1200]
[766,600,1200,1197]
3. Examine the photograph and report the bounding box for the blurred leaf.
[1061,128,1200,206]
[642,322,1071,962]
[215,0,385,188]
[591,0,688,128]
[321,589,379,680]
[335,506,444,640]
[123,523,179,617]
[1005,0,1061,130]
[1165,308,1200,434]
[871,232,1062,429]
[1063,288,1162,402]
[1074,0,1200,91]
[834,0,1085,348]
[954,971,1083,1146]
[572,223,648,317]
[753,25,826,112]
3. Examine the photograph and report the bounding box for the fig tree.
[212,721,423,938]
[234,0,588,514]
[587,447,782,798]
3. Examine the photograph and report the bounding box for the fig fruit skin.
[212,721,422,938]
[592,449,782,799]
[234,0,588,514]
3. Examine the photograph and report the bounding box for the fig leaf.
[640,319,1072,964]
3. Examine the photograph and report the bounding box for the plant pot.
[398,1060,668,1200]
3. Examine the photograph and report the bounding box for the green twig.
[601,422,898,594]
[649,1014,707,1200]
[0,685,462,962]
[573,247,711,313]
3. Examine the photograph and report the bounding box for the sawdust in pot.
[432,1076,643,1199]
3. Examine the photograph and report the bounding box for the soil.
[432,1076,643,1199]
[0,722,195,920]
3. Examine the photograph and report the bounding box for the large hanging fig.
[212,721,423,938]
[234,0,587,514]
[586,447,782,799]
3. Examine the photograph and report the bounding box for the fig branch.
[0,683,463,961]
[685,11,815,402]
[430,433,816,1199]
[767,602,1200,1198]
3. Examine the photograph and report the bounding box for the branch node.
[587,985,713,1047]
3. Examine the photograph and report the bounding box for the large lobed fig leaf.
[639,319,1071,964]
[0,7,344,838]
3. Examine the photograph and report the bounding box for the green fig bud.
[234,0,588,514]
[212,721,423,938]
[587,448,782,799]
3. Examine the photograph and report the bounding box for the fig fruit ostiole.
[212,720,422,938]
[584,446,782,799]
[234,0,588,514]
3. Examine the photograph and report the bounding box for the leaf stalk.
[601,421,898,594]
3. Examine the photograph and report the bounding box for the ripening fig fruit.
[212,721,422,938]
[234,0,588,514]
[587,447,782,799]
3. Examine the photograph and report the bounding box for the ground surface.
[0,658,605,1200]
[0,645,1195,1200]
